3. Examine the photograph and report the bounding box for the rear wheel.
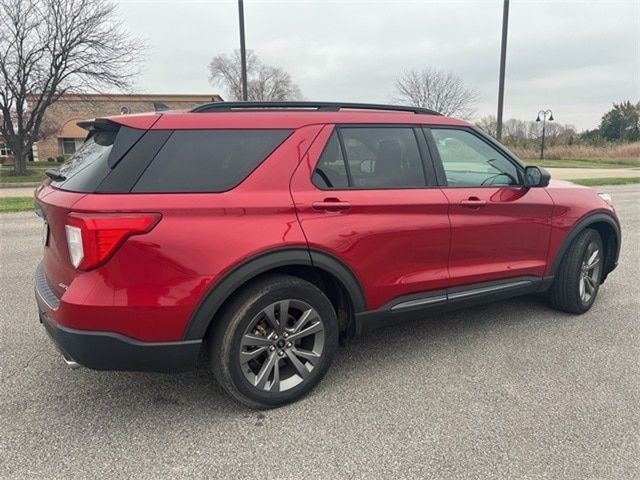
[549,228,603,314]
[208,274,338,408]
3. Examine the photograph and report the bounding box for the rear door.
[425,127,554,287]
[290,124,450,311]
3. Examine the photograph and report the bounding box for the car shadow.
[47,293,572,419]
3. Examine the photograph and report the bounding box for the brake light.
[65,213,161,270]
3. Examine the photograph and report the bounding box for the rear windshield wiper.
[45,169,66,182]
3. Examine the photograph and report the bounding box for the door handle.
[312,198,351,212]
[460,197,487,208]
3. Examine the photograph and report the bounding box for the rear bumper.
[41,317,201,372]
[36,263,201,373]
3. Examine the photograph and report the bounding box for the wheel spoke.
[262,304,280,330]
[586,254,600,270]
[240,346,267,364]
[278,300,290,328]
[288,320,323,342]
[269,358,280,392]
[292,347,321,365]
[285,349,310,379]
[291,308,317,333]
[241,334,272,348]
[255,352,277,390]
[585,275,596,293]
[579,277,586,299]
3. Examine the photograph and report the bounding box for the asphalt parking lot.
[1,185,638,479]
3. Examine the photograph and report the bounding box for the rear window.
[50,130,115,192]
[132,129,292,193]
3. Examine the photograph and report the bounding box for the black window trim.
[423,126,526,188]
[311,123,439,191]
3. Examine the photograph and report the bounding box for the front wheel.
[549,228,604,314]
[208,274,339,408]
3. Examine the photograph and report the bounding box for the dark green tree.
[598,101,640,142]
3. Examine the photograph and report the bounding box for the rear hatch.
[35,116,156,298]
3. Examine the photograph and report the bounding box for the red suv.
[35,102,620,408]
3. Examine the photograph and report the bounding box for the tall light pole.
[536,109,554,160]
[496,0,510,140]
[238,0,248,101]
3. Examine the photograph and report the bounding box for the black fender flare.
[549,211,621,278]
[182,247,367,340]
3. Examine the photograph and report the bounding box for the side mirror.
[524,166,551,188]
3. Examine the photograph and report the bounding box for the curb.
[0,182,41,189]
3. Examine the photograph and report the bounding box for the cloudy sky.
[118,0,639,130]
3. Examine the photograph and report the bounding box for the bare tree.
[0,0,144,175]
[209,50,303,102]
[394,68,479,118]
[476,115,497,137]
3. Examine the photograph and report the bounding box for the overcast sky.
[118,0,639,130]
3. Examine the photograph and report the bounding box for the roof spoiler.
[77,118,120,132]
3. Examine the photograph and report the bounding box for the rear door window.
[312,127,428,189]
[312,132,349,189]
[133,130,292,193]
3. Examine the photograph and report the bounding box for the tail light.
[65,213,161,270]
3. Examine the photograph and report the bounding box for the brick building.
[1,93,222,163]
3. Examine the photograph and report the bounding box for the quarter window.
[313,127,427,189]
[430,129,520,187]
[133,129,291,193]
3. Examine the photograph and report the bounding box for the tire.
[208,274,339,409]
[549,228,604,314]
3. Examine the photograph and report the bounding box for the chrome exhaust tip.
[61,353,81,369]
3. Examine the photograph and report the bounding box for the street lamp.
[536,109,554,159]
[238,0,248,101]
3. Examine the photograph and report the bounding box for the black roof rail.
[190,101,441,116]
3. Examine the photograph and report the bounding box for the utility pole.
[238,0,248,101]
[536,109,554,159]
[496,0,509,140]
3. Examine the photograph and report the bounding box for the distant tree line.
[477,101,639,150]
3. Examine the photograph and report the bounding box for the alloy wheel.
[239,300,326,392]
[579,241,601,303]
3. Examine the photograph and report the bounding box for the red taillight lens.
[66,213,161,270]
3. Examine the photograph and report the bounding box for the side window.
[312,132,349,189]
[312,127,426,189]
[430,128,520,187]
[133,129,291,193]
[341,128,426,188]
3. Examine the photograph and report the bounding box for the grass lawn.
[0,170,47,183]
[0,196,34,213]
[570,177,640,186]
[524,158,638,169]
[1,163,52,170]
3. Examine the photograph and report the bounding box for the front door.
[290,124,451,311]
[426,127,554,287]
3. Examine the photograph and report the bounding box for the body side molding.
[354,276,544,336]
